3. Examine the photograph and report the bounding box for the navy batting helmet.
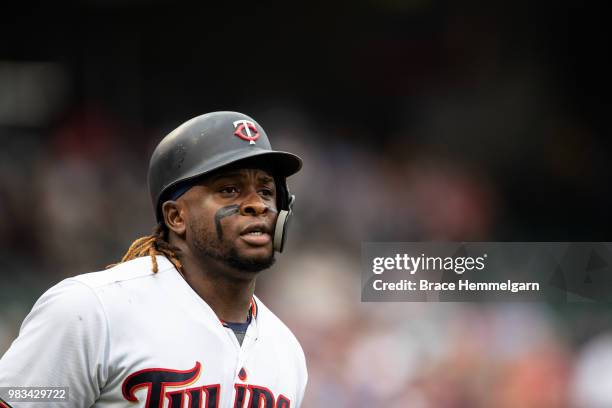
[148,111,302,252]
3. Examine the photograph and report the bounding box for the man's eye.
[259,188,274,197]
[220,186,239,194]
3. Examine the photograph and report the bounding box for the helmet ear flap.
[274,176,289,211]
[273,194,295,252]
[273,177,293,252]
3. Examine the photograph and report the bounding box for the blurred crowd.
[268,247,612,407]
[0,103,611,407]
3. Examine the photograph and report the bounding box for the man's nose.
[239,191,268,216]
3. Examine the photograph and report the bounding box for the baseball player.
[0,112,307,408]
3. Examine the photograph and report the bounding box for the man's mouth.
[240,223,272,246]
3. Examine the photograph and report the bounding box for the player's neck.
[179,254,256,323]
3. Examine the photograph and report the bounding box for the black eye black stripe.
[214,205,240,240]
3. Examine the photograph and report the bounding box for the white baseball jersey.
[0,256,307,408]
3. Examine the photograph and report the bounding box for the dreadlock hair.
[108,223,184,274]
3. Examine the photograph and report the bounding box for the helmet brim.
[155,148,302,220]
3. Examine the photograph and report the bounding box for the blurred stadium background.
[1,1,611,406]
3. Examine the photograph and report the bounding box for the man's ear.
[162,200,187,236]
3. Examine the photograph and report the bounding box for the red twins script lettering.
[121,362,291,408]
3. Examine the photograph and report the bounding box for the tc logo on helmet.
[233,120,260,145]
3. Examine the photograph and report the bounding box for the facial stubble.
[190,205,276,274]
